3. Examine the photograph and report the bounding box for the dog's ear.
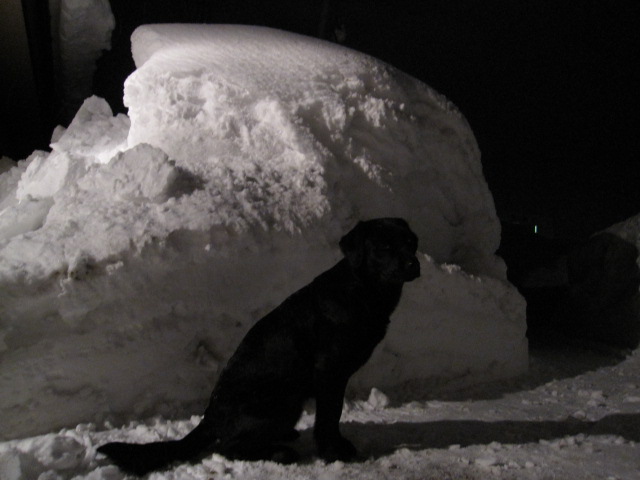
[339,221,367,268]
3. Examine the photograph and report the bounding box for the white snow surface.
[125,25,502,275]
[0,25,526,440]
[1,347,638,480]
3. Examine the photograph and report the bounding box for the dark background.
[4,0,640,239]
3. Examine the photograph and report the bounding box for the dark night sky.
[8,0,640,239]
[329,1,640,238]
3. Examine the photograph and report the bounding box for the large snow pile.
[0,24,526,441]
[607,212,640,255]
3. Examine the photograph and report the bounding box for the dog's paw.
[280,429,301,442]
[318,436,357,463]
[270,445,300,464]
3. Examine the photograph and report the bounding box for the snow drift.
[0,24,526,440]
[555,214,640,348]
[607,212,640,259]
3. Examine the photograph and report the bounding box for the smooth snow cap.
[126,24,503,276]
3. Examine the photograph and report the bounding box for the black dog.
[98,218,420,475]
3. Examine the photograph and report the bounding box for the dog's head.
[339,218,420,284]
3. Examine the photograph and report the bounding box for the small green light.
[534,225,538,234]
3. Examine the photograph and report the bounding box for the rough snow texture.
[0,25,526,440]
[126,25,502,276]
[1,347,639,480]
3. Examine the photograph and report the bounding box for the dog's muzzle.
[404,257,420,281]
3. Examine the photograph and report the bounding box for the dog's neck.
[338,259,404,317]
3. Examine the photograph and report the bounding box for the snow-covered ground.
[2,23,637,480]
[1,345,638,480]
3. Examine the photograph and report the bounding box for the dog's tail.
[97,422,215,476]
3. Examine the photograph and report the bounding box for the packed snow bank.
[126,24,502,277]
[0,25,526,440]
[352,256,526,394]
[552,214,640,348]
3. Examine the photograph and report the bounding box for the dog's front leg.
[313,373,357,462]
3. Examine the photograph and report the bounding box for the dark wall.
[0,0,54,159]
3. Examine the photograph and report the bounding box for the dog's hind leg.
[213,410,302,464]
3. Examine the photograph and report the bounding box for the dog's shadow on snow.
[294,413,640,461]
[350,413,640,459]
[378,345,632,404]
